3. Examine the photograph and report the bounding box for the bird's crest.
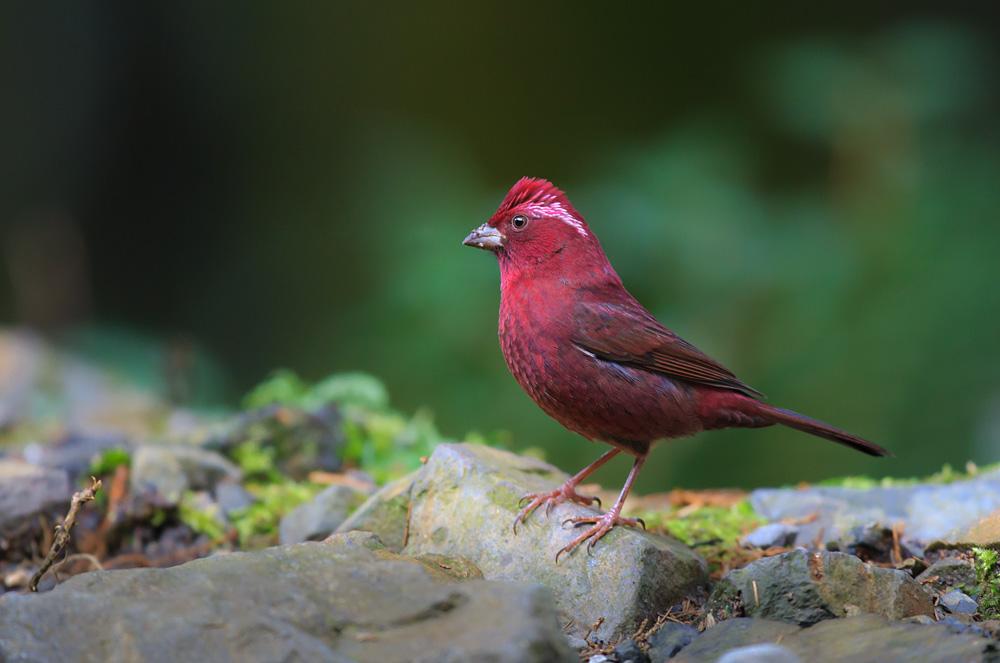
[494,177,588,237]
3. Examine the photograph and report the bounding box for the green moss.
[229,481,323,548]
[974,547,1000,618]
[178,492,227,542]
[231,440,282,483]
[633,500,764,576]
[818,462,1000,489]
[487,483,523,511]
[243,369,388,411]
[88,447,131,477]
[641,500,762,546]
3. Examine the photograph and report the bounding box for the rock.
[0,330,165,437]
[0,532,575,662]
[398,443,708,641]
[916,557,976,593]
[741,523,797,549]
[21,432,131,481]
[708,550,935,625]
[335,473,414,551]
[612,639,650,663]
[676,615,993,663]
[717,643,801,663]
[956,508,1000,546]
[131,444,241,505]
[673,619,799,662]
[895,556,928,577]
[940,589,978,615]
[0,460,72,555]
[214,481,254,516]
[939,615,989,638]
[646,621,699,661]
[279,484,370,544]
[778,615,992,662]
[207,403,344,478]
[750,470,1000,546]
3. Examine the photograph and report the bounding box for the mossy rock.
[401,443,708,641]
[335,473,414,551]
[708,550,935,625]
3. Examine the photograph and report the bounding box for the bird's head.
[464,178,607,278]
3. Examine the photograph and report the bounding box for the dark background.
[3,3,999,492]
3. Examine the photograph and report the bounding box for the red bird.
[464,177,890,560]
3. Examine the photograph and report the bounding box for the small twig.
[30,477,102,592]
[52,553,104,576]
[891,522,904,566]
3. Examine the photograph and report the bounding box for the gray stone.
[674,619,799,662]
[279,484,370,544]
[646,621,699,661]
[21,432,130,481]
[676,615,993,663]
[717,643,801,663]
[0,532,575,663]
[938,615,991,638]
[131,444,241,505]
[612,639,650,663]
[214,481,254,516]
[335,473,414,551]
[399,444,708,641]
[778,615,992,662]
[916,557,976,593]
[708,550,935,625]
[0,461,72,553]
[0,331,165,437]
[740,523,797,549]
[940,589,978,615]
[750,470,1000,546]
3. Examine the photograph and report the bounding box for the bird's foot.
[555,512,646,562]
[512,483,601,534]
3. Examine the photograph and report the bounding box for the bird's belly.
[500,327,703,449]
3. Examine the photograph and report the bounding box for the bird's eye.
[511,215,529,230]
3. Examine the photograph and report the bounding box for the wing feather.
[572,300,763,399]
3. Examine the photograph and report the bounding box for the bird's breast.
[498,283,703,446]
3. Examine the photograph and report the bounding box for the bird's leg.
[513,448,620,533]
[556,454,647,562]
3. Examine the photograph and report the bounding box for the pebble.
[940,589,978,615]
[611,639,649,663]
[740,523,797,548]
[718,643,802,663]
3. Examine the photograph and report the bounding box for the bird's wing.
[571,300,764,399]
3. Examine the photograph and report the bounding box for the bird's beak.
[463,224,505,251]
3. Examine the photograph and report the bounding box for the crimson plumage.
[464,177,889,559]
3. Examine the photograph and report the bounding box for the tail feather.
[759,404,892,457]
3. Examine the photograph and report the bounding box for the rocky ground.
[1,330,1000,662]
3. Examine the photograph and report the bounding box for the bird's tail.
[757,403,892,457]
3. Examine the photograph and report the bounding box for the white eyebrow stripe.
[522,202,588,237]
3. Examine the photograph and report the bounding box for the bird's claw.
[512,483,602,535]
[554,513,645,563]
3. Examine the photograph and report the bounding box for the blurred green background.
[2,3,999,492]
